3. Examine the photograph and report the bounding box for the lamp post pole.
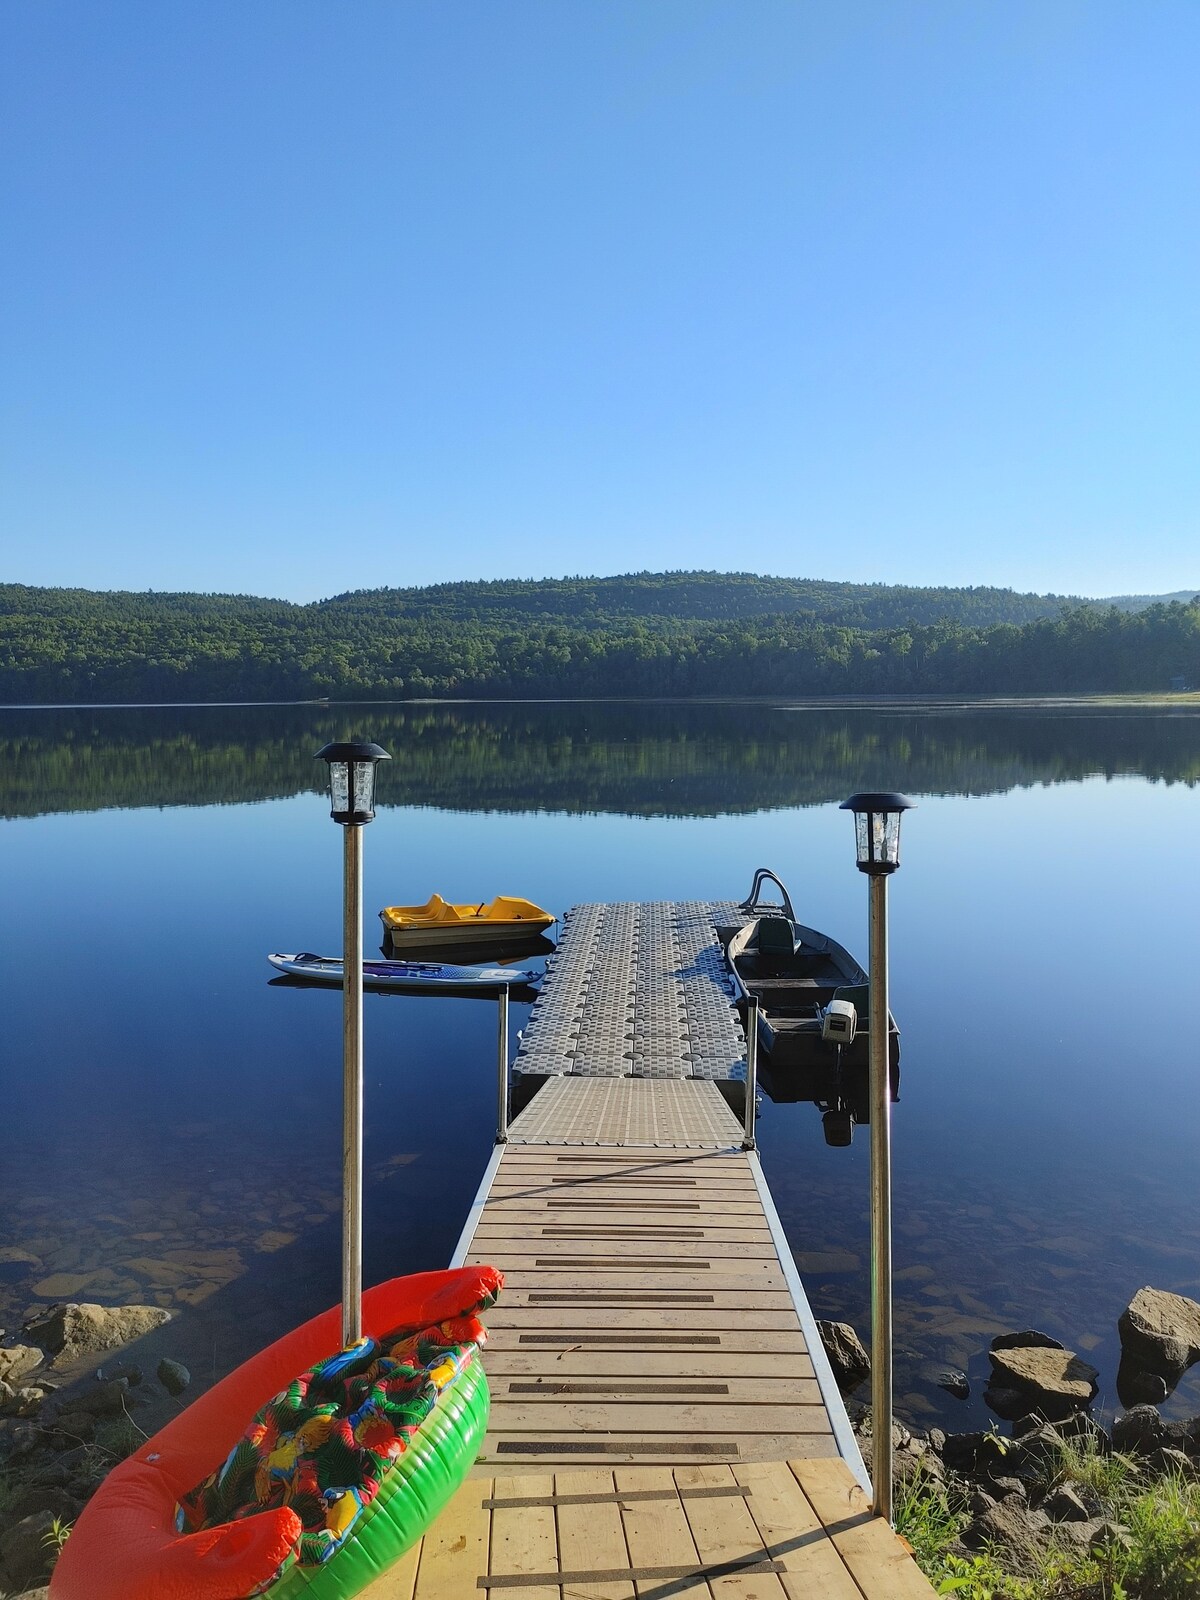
[840,791,914,1526]
[316,739,391,1352]
[341,818,365,1349]
[868,869,893,1525]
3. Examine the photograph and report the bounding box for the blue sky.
[3,2,1198,604]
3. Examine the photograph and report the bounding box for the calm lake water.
[2,698,1199,1434]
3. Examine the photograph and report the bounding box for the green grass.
[896,1441,1200,1600]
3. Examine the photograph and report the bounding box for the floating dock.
[513,901,747,1083]
[363,900,934,1597]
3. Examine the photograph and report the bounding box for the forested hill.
[316,572,1079,629]
[1,572,1198,703]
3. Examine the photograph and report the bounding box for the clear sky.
[2,2,1198,604]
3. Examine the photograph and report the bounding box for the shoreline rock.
[1118,1286,1200,1387]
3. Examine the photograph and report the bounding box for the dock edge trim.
[745,1150,870,1492]
[449,1143,506,1269]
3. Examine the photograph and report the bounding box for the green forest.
[1,571,1197,703]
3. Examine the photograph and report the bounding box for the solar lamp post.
[315,740,392,1349]
[839,791,915,1525]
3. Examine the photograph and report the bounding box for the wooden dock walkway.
[362,1460,937,1600]
[359,901,935,1597]
[452,1081,851,1468]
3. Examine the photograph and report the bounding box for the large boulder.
[816,1320,870,1391]
[1118,1288,1200,1380]
[0,1345,44,1385]
[961,1496,1051,1558]
[1111,1404,1166,1455]
[987,1342,1098,1421]
[23,1303,171,1368]
[0,1510,57,1592]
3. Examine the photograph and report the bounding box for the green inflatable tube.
[267,1359,490,1600]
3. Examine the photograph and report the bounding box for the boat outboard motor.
[821,998,857,1044]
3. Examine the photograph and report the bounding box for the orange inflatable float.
[50,1266,501,1600]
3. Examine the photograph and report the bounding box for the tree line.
[1,574,1197,703]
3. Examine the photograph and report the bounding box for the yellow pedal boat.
[379,893,555,951]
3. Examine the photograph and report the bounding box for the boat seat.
[755,916,796,972]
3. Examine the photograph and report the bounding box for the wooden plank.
[492,1162,756,1180]
[788,1459,937,1598]
[470,1236,779,1260]
[487,1401,834,1434]
[475,1214,773,1232]
[495,1151,747,1163]
[360,1535,422,1599]
[614,1466,708,1599]
[483,1190,755,1203]
[733,1460,864,1600]
[482,1198,770,1216]
[488,1471,560,1600]
[486,1268,788,1292]
[500,1289,796,1308]
[488,1376,823,1405]
[492,1161,756,1178]
[482,1350,816,1378]
[553,1469,636,1600]
[673,1463,789,1600]
[484,1306,805,1330]
[407,1474,490,1600]
[489,1172,756,1185]
[478,1433,841,1467]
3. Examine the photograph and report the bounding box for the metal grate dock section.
[506,1076,744,1147]
[515,900,747,1081]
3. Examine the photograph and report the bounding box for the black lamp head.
[315,740,392,825]
[840,791,916,875]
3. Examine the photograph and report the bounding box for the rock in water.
[815,1320,870,1390]
[1118,1287,1200,1380]
[23,1303,172,1367]
[918,1360,970,1399]
[157,1357,191,1396]
[987,1344,1099,1419]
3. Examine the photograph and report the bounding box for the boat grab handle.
[738,867,797,922]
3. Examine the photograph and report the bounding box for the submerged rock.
[918,1360,970,1399]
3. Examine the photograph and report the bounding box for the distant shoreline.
[2,691,1199,713]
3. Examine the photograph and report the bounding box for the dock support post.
[496,987,510,1144]
[742,998,758,1150]
[341,820,364,1349]
[868,872,893,1524]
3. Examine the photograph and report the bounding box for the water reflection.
[3,699,1199,820]
[1,700,1199,1438]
